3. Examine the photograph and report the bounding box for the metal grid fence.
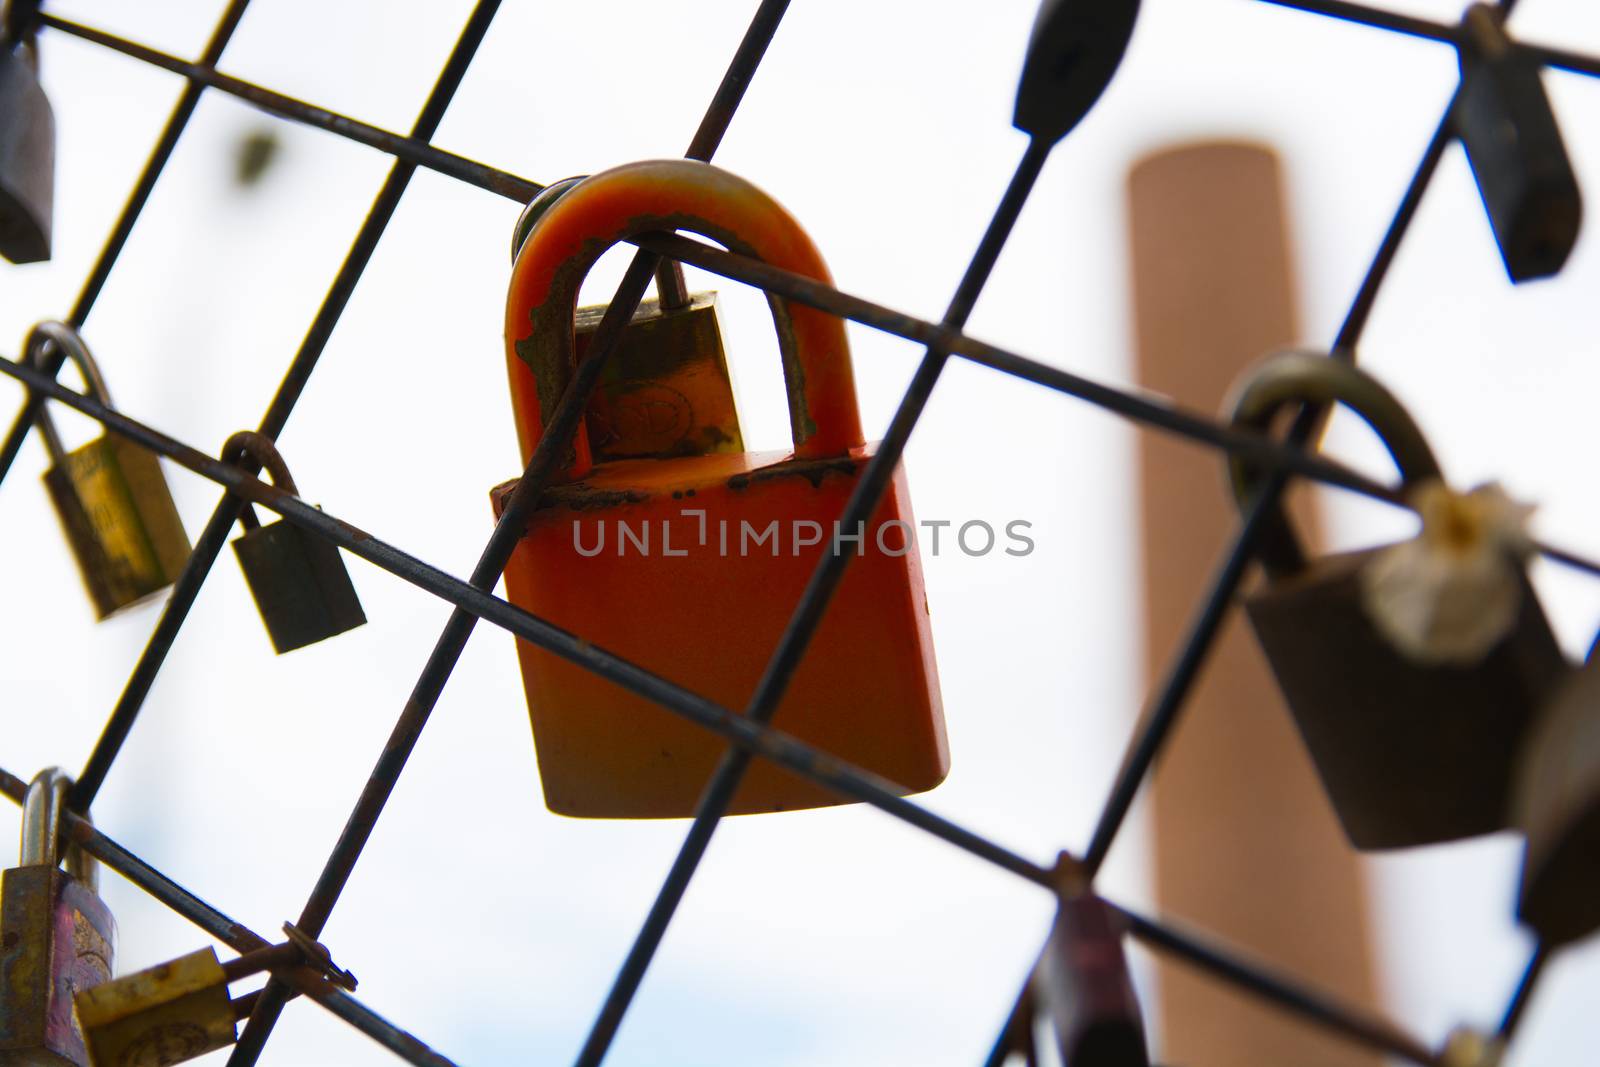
[1,0,1595,1064]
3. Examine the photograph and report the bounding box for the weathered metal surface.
[75,948,237,1067]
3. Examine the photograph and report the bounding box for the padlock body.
[43,434,191,620]
[1246,549,1568,849]
[0,866,116,1066]
[0,43,54,265]
[75,947,235,1067]
[492,445,948,818]
[1034,895,1147,1067]
[232,519,366,654]
[1513,661,1600,946]
[507,293,743,468]
[1455,47,1582,283]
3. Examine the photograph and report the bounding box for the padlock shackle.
[221,430,300,532]
[506,159,866,479]
[18,766,98,890]
[1226,350,1442,578]
[24,321,112,464]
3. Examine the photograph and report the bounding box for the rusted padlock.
[494,159,948,818]
[1453,2,1582,283]
[223,431,366,654]
[0,3,54,264]
[509,177,744,465]
[28,321,192,619]
[1512,643,1600,947]
[0,768,116,1065]
[1034,859,1148,1066]
[1228,351,1567,849]
[74,930,354,1067]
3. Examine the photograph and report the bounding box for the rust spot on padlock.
[496,160,945,818]
[1228,352,1568,849]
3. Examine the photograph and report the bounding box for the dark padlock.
[1033,859,1148,1067]
[28,321,192,619]
[224,431,365,654]
[1453,3,1582,283]
[1512,645,1600,947]
[509,176,744,467]
[0,2,53,264]
[1229,351,1568,850]
[0,768,116,1066]
[1013,0,1142,146]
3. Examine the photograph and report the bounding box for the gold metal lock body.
[74,948,237,1067]
[0,770,116,1067]
[26,323,190,619]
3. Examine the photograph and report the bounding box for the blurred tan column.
[1127,142,1382,1066]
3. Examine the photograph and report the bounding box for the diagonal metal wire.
[0,0,253,485]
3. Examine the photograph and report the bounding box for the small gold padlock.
[508,177,744,467]
[25,321,191,619]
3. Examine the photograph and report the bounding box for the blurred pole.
[1127,142,1382,1067]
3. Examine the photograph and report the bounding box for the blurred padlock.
[496,159,948,818]
[0,768,116,1066]
[509,176,743,466]
[223,431,365,654]
[1013,0,1142,146]
[0,3,54,264]
[1228,351,1567,849]
[1453,2,1582,283]
[28,321,192,619]
[74,932,352,1067]
[1512,644,1600,947]
[1034,862,1148,1067]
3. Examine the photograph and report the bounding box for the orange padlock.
[494,159,948,818]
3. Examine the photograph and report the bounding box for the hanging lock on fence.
[74,927,354,1067]
[1226,351,1568,850]
[1511,638,1600,947]
[0,0,54,264]
[0,768,116,1066]
[224,431,365,654]
[1034,858,1148,1067]
[511,177,744,465]
[494,159,948,818]
[1452,2,1582,283]
[27,321,192,619]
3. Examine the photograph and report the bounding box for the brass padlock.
[74,932,352,1067]
[1034,869,1148,1067]
[1512,644,1600,947]
[1228,351,1568,850]
[27,322,192,619]
[1452,3,1582,283]
[0,9,54,264]
[0,768,116,1065]
[508,176,743,467]
[224,431,365,655]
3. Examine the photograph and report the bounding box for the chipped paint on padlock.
[1512,647,1600,947]
[1228,352,1569,850]
[26,323,191,619]
[0,26,54,264]
[224,432,366,655]
[495,160,946,818]
[1452,3,1582,283]
[74,947,237,1067]
[0,769,115,1066]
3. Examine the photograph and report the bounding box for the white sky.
[4,1,1600,1064]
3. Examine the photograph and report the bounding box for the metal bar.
[0,0,252,487]
[573,134,1054,1067]
[1115,905,1442,1067]
[212,5,507,1062]
[981,961,1038,1067]
[232,5,791,1064]
[1498,943,1547,1041]
[0,769,463,1067]
[68,0,504,817]
[37,13,543,203]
